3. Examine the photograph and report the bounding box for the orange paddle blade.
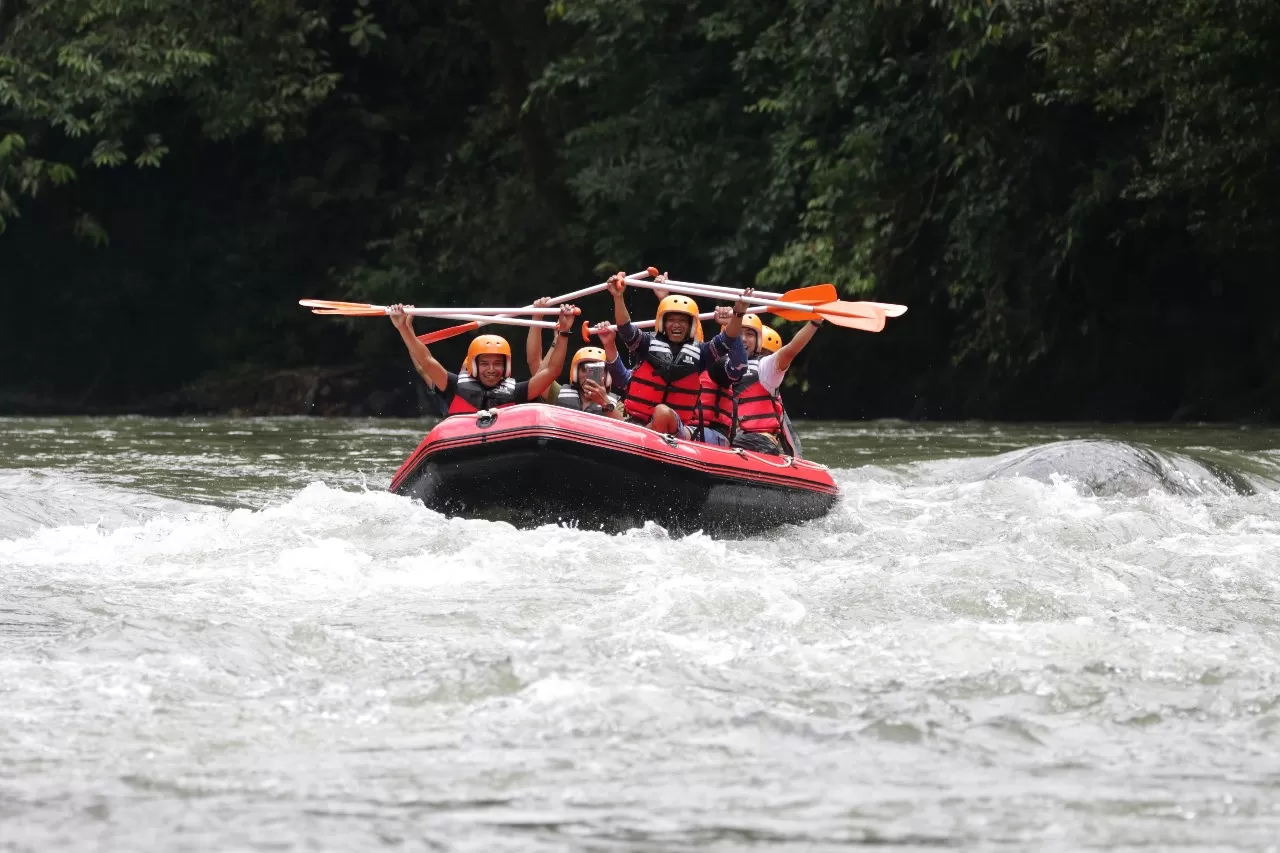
[769,307,823,321]
[780,284,839,304]
[769,300,886,322]
[867,302,908,318]
[418,321,480,345]
[310,307,385,316]
[300,298,381,311]
[734,286,837,321]
[820,309,885,332]
[765,301,886,331]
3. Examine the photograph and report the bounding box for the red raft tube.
[389,404,839,535]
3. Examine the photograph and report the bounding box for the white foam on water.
[3,443,1280,850]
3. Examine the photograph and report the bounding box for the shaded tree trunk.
[474,0,572,221]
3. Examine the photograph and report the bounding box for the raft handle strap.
[476,409,498,429]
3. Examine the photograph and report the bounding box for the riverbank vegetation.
[3,0,1278,419]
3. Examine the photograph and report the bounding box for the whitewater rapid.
[2,418,1279,850]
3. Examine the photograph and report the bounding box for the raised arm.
[389,304,449,389]
[607,271,631,327]
[773,317,823,374]
[723,288,752,340]
[528,304,578,400]
[592,321,632,392]
[526,296,551,374]
[704,291,752,381]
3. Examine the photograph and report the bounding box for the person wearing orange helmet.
[729,311,824,456]
[757,322,803,457]
[525,300,621,418]
[558,347,623,417]
[388,301,577,415]
[604,271,749,439]
[688,313,767,446]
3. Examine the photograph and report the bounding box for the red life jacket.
[689,370,733,432]
[622,336,703,423]
[732,359,783,436]
[447,375,522,415]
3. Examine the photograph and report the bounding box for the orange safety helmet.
[761,325,783,353]
[740,313,764,347]
[655,294,699,337]
[570,346,609,385]
[464,334,512,377]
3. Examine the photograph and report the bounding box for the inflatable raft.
[389,404,838,535]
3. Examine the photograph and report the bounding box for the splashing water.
[2,417,1280,850]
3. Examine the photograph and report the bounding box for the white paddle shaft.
[623,276,839,316]
[592,311,716,333]
[412,313,556,329]
[644,275,907,317]
[399,306,566,317]
[465,269,653,333]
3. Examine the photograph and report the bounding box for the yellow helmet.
[761,325,783,353]
[655,294,699,338]
[464,334,512,377]
[570,346,608,384]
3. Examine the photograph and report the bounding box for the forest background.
[3,0,1278,420]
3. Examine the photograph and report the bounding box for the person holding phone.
[526,312,623,418]
[555,348,623,418]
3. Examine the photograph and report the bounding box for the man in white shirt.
[731,316,825,456]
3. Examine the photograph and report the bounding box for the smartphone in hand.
[580,362,607,387]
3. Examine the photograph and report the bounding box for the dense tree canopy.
[2,0,1278,419]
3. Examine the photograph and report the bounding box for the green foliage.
[2,0,1280,418]
[0,0,337,232]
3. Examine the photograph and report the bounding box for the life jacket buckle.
[476,409,498,429]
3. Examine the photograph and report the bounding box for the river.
[2,417,1279,851]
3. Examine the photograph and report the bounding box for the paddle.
[622,276,887,330]
[643,274,837,308]
[641,269,907,318]
[310,307,559,330]
[302,300,568,317]
[407,268,655,345]
[581,312,717,342]
[865,302,908,318]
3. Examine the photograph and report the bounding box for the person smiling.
[524,298,622,418]
[605,271,749,439]
[388,302,577,415]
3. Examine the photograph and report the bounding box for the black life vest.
[554,384,617,416]
[447,375,522,415]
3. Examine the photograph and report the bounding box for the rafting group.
[303,267,903,459]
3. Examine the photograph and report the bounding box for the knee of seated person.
[649,405,678,434]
